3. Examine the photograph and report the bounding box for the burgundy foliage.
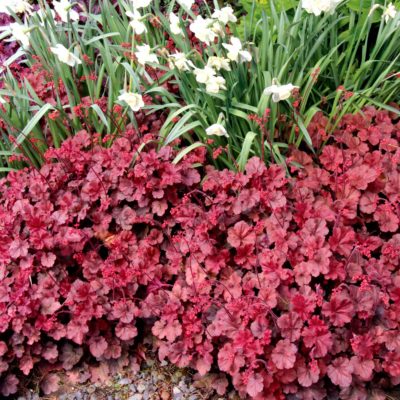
[0,106,400,398]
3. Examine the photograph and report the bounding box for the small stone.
[137,383,146,393]
[86,386,96,394]
[74,392,83,400]
[118,378,132,385]
[128,395,143,400]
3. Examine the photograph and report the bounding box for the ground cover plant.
[0,0,400,399]
[0,106,400,398]
[0,0,399,170]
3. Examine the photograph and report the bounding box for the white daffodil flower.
[53,0,80,23]
[50,44,82,67]
[205,75,226,94]
[118,92,145,112]
[301,0,342,16]
[206,123,228,137]
[0,96,6,104]
[222,37,252,63]
[211,21,226,37]
[135,44,159,66]
[126,10,147,35]
[177,0,194,10]
[383,3,397,22]
[207,56,231,71]
[264,82,298,102]
[193,66,226,93]
[169,12,183,35]
[193,66,216,84]
[190,16,217,45]
[9,22,30,48]
[131,0,152,8]
[168,52,194,71]
[0,0,32,15]
[212,6,237,24]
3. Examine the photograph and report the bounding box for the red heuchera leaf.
[0,374,19,396]
[351,356,374,381]
[246,372,264,397]
[359,192,378,214]
[346,164,378,190]
[60,345,83,370]
[227,221,256,248]
[218,343,245,374]
[297,359,320,387]
[277,312,303,342]
[89,336,108,358]
[41,252,56,268]
[322,291,354,327]
[302,317,333,358]
[271,339,297,370]
[115,324,138,341]
[327,357,354,388]
[19,355,33,375]
[319,145,343,172]
[374,204,399,232]
[40,374,60,395]
[152,319,182,342]
[383,351,400,377]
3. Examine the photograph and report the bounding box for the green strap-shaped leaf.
[13,103,54,149]
[237,131,257,171]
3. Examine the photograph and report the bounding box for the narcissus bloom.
[194,66,216,84]
[53,0,80,23]
[169,12,183,36]
[190,16,217,45]
[194,67,226,94]
[8,23,30,48]
[212,6,237,24]
[50,44,82,67]
[131,0,152,8]
[222,37,252,63]
[135,44,159,66]
[177,0,194,10]
[126,10,147,35]
[301,0,341,16]
[0,0,32,15]
[207,56,231,71]
[118,92,145,112]
[206,75,226,94]
[264,83,299,102]
[206,124,228,137]
[168,52,194,71]
[383,3,397,22]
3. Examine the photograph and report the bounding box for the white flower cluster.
[0,0,81,51]
[158,6,250,95]
[189,6,238,45]
[0,0,32,15]
[301,0,342,16]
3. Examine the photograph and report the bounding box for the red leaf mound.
[0,106,400,399]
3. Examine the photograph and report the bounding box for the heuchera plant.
[0,106,400,398]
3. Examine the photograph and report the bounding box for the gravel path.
[17,359,240,400]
